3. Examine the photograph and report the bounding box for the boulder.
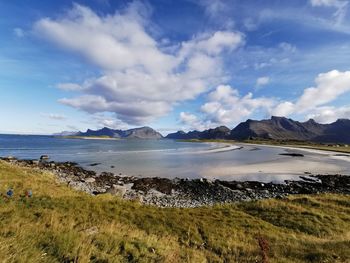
[85,177,96,183]
[106,185,127,197]
[40,155,50,160]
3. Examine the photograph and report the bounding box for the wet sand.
[200,143,350,182]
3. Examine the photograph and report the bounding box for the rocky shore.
[1,156,349,207]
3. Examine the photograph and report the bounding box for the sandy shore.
[201,159,344,180]
[238,142,350,157]
[200,143,350,181]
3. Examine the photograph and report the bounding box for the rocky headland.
[1,156,349,208]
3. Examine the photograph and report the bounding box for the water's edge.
[1,156,349,208]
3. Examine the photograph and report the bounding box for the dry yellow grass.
[0,161,349,262]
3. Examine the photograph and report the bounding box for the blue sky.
[1,0,350,134]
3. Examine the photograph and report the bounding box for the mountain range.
[59,117,350,143]
[74,126,163,139]
[166,116,350,144]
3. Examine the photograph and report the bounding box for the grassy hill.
[0,161,349,262]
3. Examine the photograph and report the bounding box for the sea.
[1,134,350,182]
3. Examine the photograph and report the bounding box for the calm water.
[1,134,349,182]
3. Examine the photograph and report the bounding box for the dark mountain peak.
[271,116,287,120]
[334,118,350,124]
[100,127,113,131]
[166,126,230,140]
[214,126,230,132]
[166,130,193,139]
[305,118,316,124]
[125,126,163,139]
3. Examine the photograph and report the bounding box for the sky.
[1,0,350,135]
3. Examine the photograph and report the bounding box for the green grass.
[0,161,349,262]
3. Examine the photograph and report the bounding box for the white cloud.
[13,28,24,38]
[272,102,295,117]
[34,3,244,125]
[197,0,235,29]
[296,70,350,111]
[255,76,270,88]
[272,70,350,119]
[307,105,350,123]
[92,113,129,129]
[310,0,348,24]
[179,112,207,130]
[57,83,83,91]
[310,0,345,7]
[200,85,276,126]
[182,70,350,129]
[279,42,297,53]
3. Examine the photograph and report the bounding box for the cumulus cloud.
[92,113,129,129]
[306,105,350,123]
[181,70,350,129]
[255,76,270,88]
[179,112,207,130]
[200,85,275,126]
[273,70,350,115]
[296,70,350,110]
[34,3,244,125]
[271,70,350,123]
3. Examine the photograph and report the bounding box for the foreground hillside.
[0,161,349,262]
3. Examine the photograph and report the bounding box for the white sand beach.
[200,143,350,181]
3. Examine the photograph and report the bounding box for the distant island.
[56,126,163,139]
[58,116,350,144]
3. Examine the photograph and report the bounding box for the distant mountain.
[53,131,79,136]
[166,126,231,140]
[230,116,350,144]
[73,126,163,139]
[58,117,350,143]
[165,117,350,144]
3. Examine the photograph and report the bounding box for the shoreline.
[238,142,350,157]
[1,156,349,207]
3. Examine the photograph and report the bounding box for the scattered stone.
[40,155,50,160]
[1,156,16,161]
[106,185,127,197]
[89,163,101,167]
[85,178,96,183]
[1,156,349,208]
